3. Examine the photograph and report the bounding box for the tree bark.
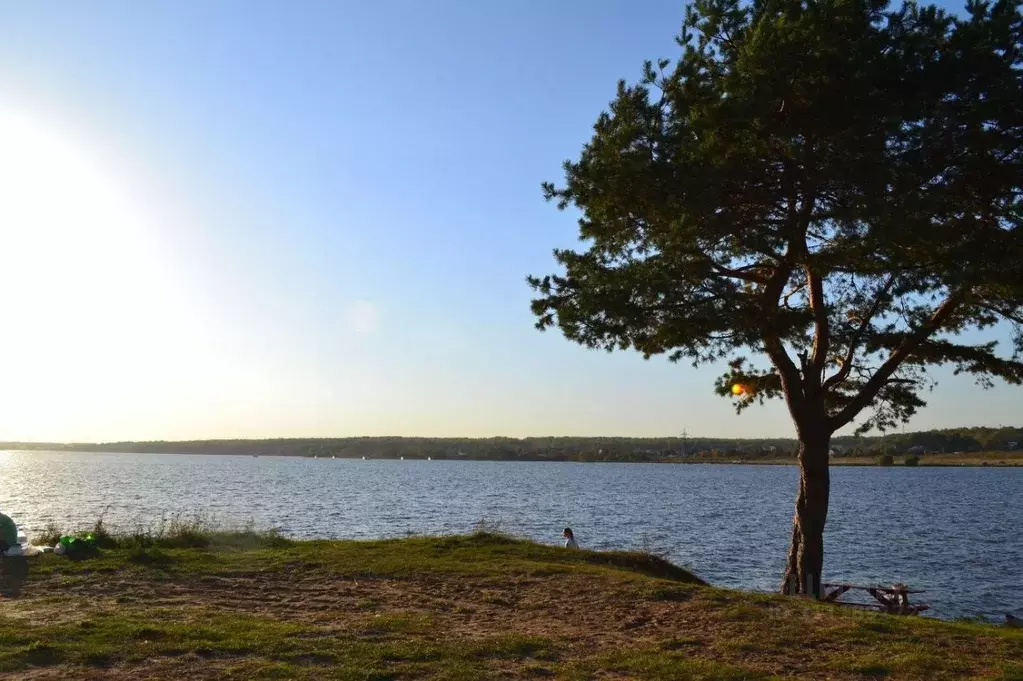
[781,427,831,597]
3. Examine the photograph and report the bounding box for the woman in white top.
[562,527,579,549]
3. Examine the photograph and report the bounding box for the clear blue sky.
[0,0,1015,442]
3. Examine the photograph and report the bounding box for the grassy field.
[0,531,1020,680]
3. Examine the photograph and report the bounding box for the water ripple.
[1,452,1020,620]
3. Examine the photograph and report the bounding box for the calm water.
[2,451,1020,620]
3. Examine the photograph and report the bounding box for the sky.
[0,0,1016,443]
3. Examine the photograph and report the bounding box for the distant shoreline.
[3,428,1021,465]
[671,455,1023,467]
[3,448,1021,467]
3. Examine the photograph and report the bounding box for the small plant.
[904,454,920,467]
[127,545,175,566]
[472,517,504,535]
[90,518,118,549]
[124,525,156,549]
[36,523,64,547]
[160,515,213,549]
[878,454,894,466]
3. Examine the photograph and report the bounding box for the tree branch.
[791,181,823,387]
[822,274,897,392]
[828,288,970,432]
[761,248,804,409]
[781,282,807,308]
[709,260,770,284]
[975,301,1023,326]
[806,263,828,382]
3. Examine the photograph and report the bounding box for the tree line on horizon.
[3,425,1019,461]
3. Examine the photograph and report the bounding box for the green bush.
[878,454,894,466]
[904,454,920,466]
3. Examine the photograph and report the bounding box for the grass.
[38,514,292,551]
[1,530,1020,679]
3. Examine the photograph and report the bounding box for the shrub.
[36,523,64,547]
[904,454,920,467]
[878,454,894,466]
[90,519,118,549]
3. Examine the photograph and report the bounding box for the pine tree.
[529,0,1023,595]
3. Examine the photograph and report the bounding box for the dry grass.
[0,533,1019,679]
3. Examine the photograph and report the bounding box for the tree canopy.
[529,0,1023,437]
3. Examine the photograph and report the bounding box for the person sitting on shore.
[563,527,579,549]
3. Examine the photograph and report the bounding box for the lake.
[1,451,1019,621]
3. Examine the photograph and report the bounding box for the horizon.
[2,0,1020,442]
[5,422,1021,446]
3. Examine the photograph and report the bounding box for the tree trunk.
[781,427,831,597]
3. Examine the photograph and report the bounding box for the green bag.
[58,534,99,557]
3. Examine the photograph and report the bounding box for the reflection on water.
[2,451,1020,620]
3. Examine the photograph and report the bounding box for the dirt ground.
[2,536,1021,680]
[2,566,1018,680]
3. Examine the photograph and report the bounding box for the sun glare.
[0,104,216,440]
